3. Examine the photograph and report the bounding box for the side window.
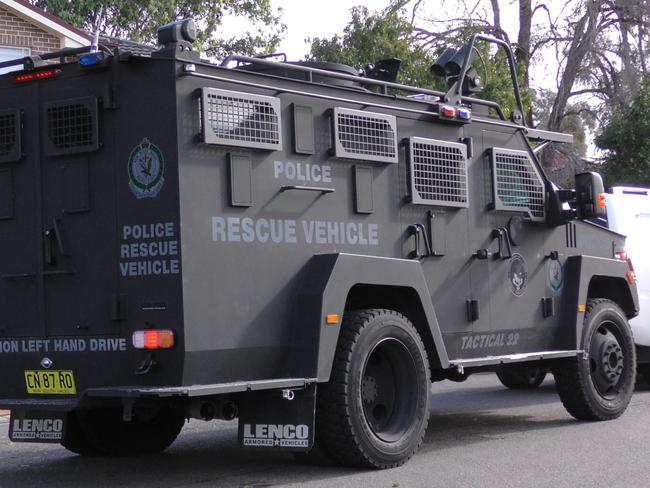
[491,147,545,221]
[0,46,29,75]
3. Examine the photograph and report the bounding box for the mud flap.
[238,383,316,451]
[9,410,66,443]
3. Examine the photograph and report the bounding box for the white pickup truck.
[604,187,650,381]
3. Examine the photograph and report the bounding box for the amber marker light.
[132,330,175,349]
[326,314,339,325]
[578,304,586,313]
[597,193,607,209]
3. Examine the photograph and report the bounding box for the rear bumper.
[0,377,316,410]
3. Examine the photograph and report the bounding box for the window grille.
[332,107,397,163]
[201,87,282,151]
[491,147,545,220]
[408,137,468,207]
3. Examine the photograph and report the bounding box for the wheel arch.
[344,283,441,378]
[587,276,636,318]
[561,255,639,350]
[290,253,449,382]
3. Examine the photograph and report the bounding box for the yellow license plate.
[24,370,76,395]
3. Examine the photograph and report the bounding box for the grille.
[201,87,282,150]
[0,109,20,163]
[333,108,397,163]
[44,97,99,156]
[492,148,545,220]
[408,137,468,207]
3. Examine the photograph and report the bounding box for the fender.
[561,255,638,349]
[290,253,449,382]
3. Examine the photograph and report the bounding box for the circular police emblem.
[549,259,564,294]
[508,253,528,296]
[128,138,165,199]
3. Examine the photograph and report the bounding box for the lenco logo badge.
[242,423,309,447]
[11,418,63,441]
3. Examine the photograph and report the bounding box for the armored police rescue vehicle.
[0,19,639,468]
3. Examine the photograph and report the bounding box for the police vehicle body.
[0,20,638,468]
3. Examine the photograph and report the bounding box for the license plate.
[24,370,76,395]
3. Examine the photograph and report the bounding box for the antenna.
[90,7,103,53]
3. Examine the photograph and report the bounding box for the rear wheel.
[496,365,547,389]
[553,299,636,420]
[316,309,431,469]
[62,406,185,456]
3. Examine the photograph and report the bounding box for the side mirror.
[575,172,606,219]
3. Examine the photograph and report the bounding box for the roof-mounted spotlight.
[152,18,200,61]
[430,48,457,77]
[157,18,197,45]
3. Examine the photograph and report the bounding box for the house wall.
[0,7,60,54]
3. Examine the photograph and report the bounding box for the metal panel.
[408,137,469,208]
[201,87,282,151]
[61,159,90,214]
[43,96,99,156]
[0,168,13,219]
[0,108,21,163]
[332,107,397,163]
[292,104,314,155]
[354,165,373,213]
[491,147,545,221]
[228,153,253,207]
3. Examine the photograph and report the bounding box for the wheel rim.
[361,337,419,443]
[589,321,625,398]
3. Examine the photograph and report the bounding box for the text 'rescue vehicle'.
[0,19,639,468]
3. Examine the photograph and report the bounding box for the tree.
[29,0,284,58]
[308,4,437,89]
[597,78,650,186]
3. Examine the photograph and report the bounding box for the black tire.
[62,406,185,456]
[61,411,100,455]
[316,309,431,469]
[496,365,547,389]
[553,299,636,421]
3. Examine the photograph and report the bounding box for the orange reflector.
[132,329,175,349]
[597,193,607,209]
[627,270,636,284]
[326,314,339,325]
[578,304,586,313]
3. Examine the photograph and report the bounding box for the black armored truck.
[0,19,639,468]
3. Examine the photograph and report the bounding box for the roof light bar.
[15,69,61,83]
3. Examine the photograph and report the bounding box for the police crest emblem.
[128,138,165,199]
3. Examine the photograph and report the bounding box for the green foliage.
[308,5,437,90]
[597,79,650,186]
[29,0,284,57]
[308,5,531,119]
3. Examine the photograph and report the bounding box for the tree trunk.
[547,1,601,132]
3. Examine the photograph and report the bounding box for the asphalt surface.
[1,374,650,488]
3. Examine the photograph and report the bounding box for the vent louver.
[0,109,20,163]
[44,97,99,156]
[491,147,545,221]
[332,107,397,163]
[408,137,468,207]
[200,87,282,151]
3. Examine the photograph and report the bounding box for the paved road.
[2,374,650,488]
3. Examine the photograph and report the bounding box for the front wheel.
[316,309,431,469]
[553,299,636,420]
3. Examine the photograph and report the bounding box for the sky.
[272,0,388,61]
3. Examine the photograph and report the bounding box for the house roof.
[0,0,92,47]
